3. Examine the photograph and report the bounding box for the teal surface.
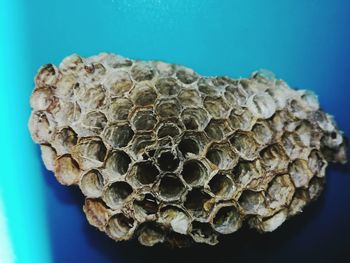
[1,0,350,262]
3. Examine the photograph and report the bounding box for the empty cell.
[229,132,258,160]
[260,143,289,171]
[137,222,165,246]
[178,138,200,157]
[134,161,160,185]
[155,77,181,96]
[131,133,156,155]
[102,123,134,148]
[157,151,180,171]
[204,119,232,141]
[131,110,157,131]
[81,111,107,134]
[104,150,131,178]
[160,206,190,234]
[80,169,104,198]
[103,71,133,96]
[176,67,198,84]
[212,205,242,234]
[52,127,78,155]
[190,221,218,245]
[177,89,202,107]
[134,193,159,216]
[158,174,186,201]
[54,154,81,185]
[182,160,207,186]
[181,108,210,130]
[72,137,107,170]
[106,213,136,240]
[204,96,230,119]
[108,97,133,121]
[155,98,182,118]
[184,188,212,219]
[131,62,155,81]
[209,173,235,199]
[228,109,255,131]
[130,82,157,106]
[103,181,133,209]
[83,198,111,231]
[206,143,238,170]
[157,122,181,138]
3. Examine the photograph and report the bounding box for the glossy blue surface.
[1,0,350,262]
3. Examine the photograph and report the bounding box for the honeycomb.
[29,53,347,247]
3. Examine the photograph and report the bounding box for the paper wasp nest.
[29,53,347,247]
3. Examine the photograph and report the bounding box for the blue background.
[1,0,350,262]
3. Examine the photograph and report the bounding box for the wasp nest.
[29,53,347,247]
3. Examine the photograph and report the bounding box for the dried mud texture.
[29,53,347,247]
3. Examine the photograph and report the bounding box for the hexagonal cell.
[130,132,156,156]
[106,213,136,241]
[265,82,290,110]
[133,161,160,185]
[130,82,157,106]
[206,142,238,170]
[59,54,84,74]
[251,209,288,232]
[157,151,180,172]
[156,122,181,139]
[159,206,191,234]
[80,169,104,198]
[155,77,181,96]
[102,123,134,148]
[228,109,255,131]
[178,132,208,158]
[40,144,57,171]
[55,74,77,99]
[81,111,107,135]
[137,222,165,246]
[99,53,132,68]
[289,159,313,188]
[28,111,55,144]
[233,160,265,188]
[54,154,81,185]
[107,97,133,121]
[229,132,258,160]
[197,78,219,96]
[239,190,268,217]
[251,121,273,145]
[35,64,60,87]
[103,181,133,209]
[308,177,324,201]
[177,89,202,107]
[224,84,249,107]
[208,173,235,199]
[287,98,307,119]
[52,127,78,155]
[72,137,107,170]
[83,198,111,231]
[153,61,175,76]
[190,221,218,245]
[212,205,242,234]
[104,150,132,179]
[204,96,230,119]
[76,84,106,110]
[295,121,316,147]
[103,71,133,96]
[175,67,198,84]
[204,119,232,141]
[246,93,276,119]
[267,174,295,211]
[313,111,335,132]
[288,189,310,216]
[131,62,155,81]
[134,193,159,221]
[181,108,210,131]
[184,188,213,219]
[308,150,327,178]
[260,143,289,172]
[157,174,186,201]
[281,132,307,160]
[51,101,81,127]
[182,160,207,186]
[131,109,157,131]
[30,86,54,111]
[155,98,182,118]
